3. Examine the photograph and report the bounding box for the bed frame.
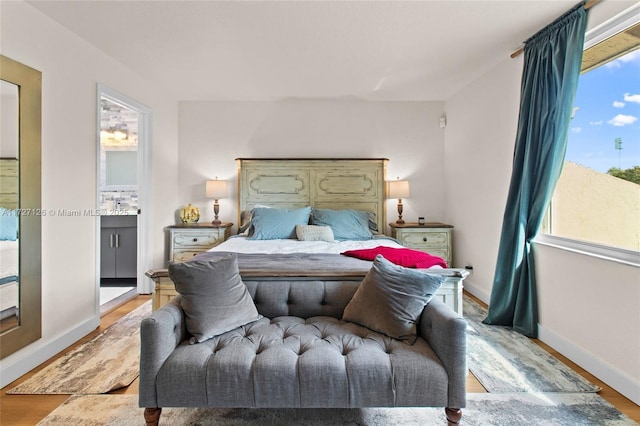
[147,158,467,313]
[237,158,388,232]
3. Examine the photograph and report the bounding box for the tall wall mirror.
[0,55,42,358]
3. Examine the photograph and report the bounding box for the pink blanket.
[341,246,448,268]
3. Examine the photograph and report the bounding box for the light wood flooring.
[1,294,638,425]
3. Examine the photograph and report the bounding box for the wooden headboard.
[236,158,388,232]
[0,158,19,209]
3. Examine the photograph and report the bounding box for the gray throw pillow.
[168,254,261,344]
[342,255,444,344]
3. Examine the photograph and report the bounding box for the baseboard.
[538,323,640,405]
[462,281,491,305]
[0,316,99,388]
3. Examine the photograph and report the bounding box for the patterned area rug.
[464,297,601,393]
[37,393,636,426]
[8,301,151,395]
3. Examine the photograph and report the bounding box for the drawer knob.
[423,237,428,242]
[193,238,198,242]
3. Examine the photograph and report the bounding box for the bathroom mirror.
[0,55,42,358]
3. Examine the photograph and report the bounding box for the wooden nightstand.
[168,222,233,263]
[389,222,454,267]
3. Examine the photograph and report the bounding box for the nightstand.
[168,222,233,263]
[389,222,454,267]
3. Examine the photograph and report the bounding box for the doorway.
[96,85,152,313]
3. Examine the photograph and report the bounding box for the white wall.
[178,100,446,235]
[0,1,179,386]
[1,83,19,158]
[444,4,640,404]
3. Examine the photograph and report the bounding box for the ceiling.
[26,1,636,102]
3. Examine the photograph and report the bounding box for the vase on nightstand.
[179,204,200,223]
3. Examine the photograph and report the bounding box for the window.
[539,9,640,265]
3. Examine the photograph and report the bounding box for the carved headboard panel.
[0,158,19,209]
[236,158,388,232]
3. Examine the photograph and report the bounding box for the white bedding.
[208,235,405,255]
[0,240,18,280]
[0,239,19,314]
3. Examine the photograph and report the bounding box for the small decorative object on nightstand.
[390,222,454,267]
[168,222,232,263]
[179,204,200,223]
[388,178,410,224]
[205,178,227,225]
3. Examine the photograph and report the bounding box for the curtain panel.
[484,3,588,337]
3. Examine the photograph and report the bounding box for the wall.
[178,100,446,235]
[1,83,19,157]
[0,1,179,386]
[552,162,640,252]
[444,4,640,404]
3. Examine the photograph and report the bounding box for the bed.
[0,158,19,321]
[147,158,468,313]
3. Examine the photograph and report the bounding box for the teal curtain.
[483,3,588,338]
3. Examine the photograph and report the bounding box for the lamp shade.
[389,180,410,199]
[206,179,227,199]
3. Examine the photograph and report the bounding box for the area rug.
[8,300,151,395]
[464,296,601,393]
[37,393,637,426]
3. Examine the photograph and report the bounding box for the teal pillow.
[248,206,312,240]
[0,208,18,241]
[311,208,373,241]
[342,255,444,344]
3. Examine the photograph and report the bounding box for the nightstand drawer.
[173,250,206,262]
[389,222,453,267]
[172,232,221,248]
[401,231,449,247]
[411,246,450,261]
[167,223,233,264]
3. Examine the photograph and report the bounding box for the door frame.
[96,84,153,310]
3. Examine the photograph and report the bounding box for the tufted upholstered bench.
[139,280,467,425]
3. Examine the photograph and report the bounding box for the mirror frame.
[0,55,42,358]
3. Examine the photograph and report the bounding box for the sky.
[567,48,640,174]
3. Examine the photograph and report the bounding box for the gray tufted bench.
[139,280,467,425]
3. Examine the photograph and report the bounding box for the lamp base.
[396,200,405,225]
[212,200,221,225]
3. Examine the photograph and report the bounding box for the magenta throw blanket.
[341,246,447,268]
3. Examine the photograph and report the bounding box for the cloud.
[605,50,640,69]
[607,114,637,127]
[589,120,603,125]
[571,106,580,119]
[613,101,625,108]
[571,127,582,133]
[623,93,640,104]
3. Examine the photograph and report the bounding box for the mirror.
[0,55,42,358]
[0,82,19,334]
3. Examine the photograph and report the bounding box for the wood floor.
[1,294,638,425]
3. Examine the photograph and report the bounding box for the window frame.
[535,4,640,269]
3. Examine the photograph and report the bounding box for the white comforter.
[0,240,18,280]
[209,235,404,254]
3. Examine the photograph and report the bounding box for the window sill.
[534,235,640,268]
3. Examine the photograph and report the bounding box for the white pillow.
[295,224,335,242]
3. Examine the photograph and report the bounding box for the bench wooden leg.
[445,407,462,425]
[144,407,162,426]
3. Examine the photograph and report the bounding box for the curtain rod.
[510,0,599,58]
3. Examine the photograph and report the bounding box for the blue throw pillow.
[311,208,373,241]
[0,208,18,241]
[248,206,312,240]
